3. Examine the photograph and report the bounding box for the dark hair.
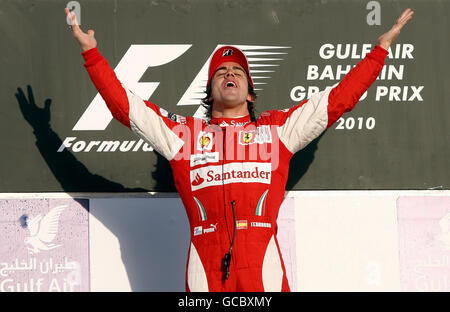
[201,80,258,122]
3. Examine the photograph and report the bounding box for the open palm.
[378,8,414,50]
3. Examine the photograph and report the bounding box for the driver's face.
[209,62,252,108]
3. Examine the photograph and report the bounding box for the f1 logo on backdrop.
[72,44,290,131]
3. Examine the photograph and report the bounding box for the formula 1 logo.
[72,44,290,131]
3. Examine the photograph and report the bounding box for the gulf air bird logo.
[23,205,67,255]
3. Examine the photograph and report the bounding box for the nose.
[225,69,235,77]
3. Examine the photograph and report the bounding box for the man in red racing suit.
[66,7,413,292]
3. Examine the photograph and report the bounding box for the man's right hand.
[65,8,97,52]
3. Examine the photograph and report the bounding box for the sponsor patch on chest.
[238,125,272,145]
[190,162,272,191]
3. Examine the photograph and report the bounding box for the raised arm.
[327,8,414,127]
[64,8,185,161]
[275,8,414,154]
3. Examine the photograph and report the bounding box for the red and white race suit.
[82,45,388,291]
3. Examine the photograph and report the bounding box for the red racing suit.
[82,45,388,291]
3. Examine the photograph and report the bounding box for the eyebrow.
[215,66,245,73]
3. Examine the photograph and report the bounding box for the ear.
[246,93,253,103]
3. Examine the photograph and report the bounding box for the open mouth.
[224,81,237,88]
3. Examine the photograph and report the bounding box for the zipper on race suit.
[219,123,237,281]
[223,200,237,280]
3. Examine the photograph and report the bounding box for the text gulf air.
[190,162,271,191]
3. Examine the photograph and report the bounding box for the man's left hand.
[378,8,414,50]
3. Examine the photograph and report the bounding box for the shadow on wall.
[286,131,325,190]
[15,85,187,291]
[14,85,324,290]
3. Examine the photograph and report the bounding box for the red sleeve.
[269,45,388,154]
[82,47,131,128]
[81,47,187,161]
[326,44,388,128]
